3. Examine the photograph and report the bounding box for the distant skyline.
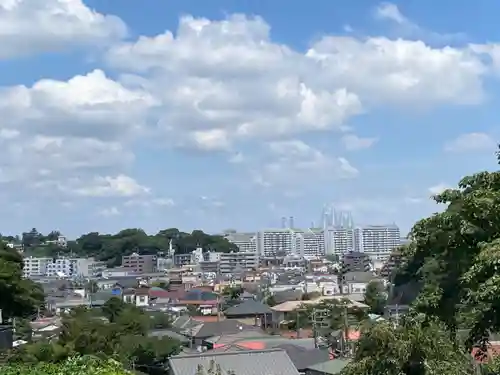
[1,0,499,237]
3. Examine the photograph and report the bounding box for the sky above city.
[1,0,499,238]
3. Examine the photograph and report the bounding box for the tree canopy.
[0,356,131,375]
[343,319,480,375]
[8,303,182,374]
[342,146,500,374]
[0,242,44,320]
[391,147,500,349]
[6,228,238,266]
[363,280,387,315]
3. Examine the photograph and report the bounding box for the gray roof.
[185,320,260,338]
[343,272,375,283]
[148,329,189,343]
[224,300,273,316]
[273,289,303,304]
[240,291,255,299]
[273,344,329,370]
[169,349,300,375]
[306,359,350,375]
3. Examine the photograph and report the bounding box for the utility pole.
[296,309,300,338]
[342,304,350,357]
[394,304,400,327]
[311,308,329,349]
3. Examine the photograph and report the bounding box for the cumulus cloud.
[0,69,156,141]
[103,13,499,153]
[444,132,496,153]
[0,0,126,59]
[69,175,150,197]
[1,6,500,213]
[374,2,466,44]
[253,140,358,187]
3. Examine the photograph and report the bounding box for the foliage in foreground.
[8,302,181,374]
[0,356,130,375]
[391,147,500,350]
[341,147,500,374]
[0,242,45,320]
[342,319,476,375]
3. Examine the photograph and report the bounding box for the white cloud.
[0,0,127,59]
[103,13,497,153]
[341,134,378,151]
[70,175,150,197]
[0,69,156,141]
[374,2,465,44]
[375,2,407,24]
[307,37,485,106]
[0,70,154,197]
[2,11,500,210]
[444,132,496,153]
[106,15,366,149]
[428,183,451,195]
[253,140,358,187]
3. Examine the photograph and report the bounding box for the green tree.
[14,318,33,341]
[1,356,131,375]
[289,299,366,332]
[0,242,44,320]
[265,295,277,307]
[149,312,172,329]
[342,319,477,375]
[364,280,387,315]
[222,286,242,300]
[393,146,500,349]
[10,306,182,375]
[101,297,127,323]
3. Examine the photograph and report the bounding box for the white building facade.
[359,225,401,261]
[23,256,105,278]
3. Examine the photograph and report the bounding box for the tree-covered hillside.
[2,228,238,266]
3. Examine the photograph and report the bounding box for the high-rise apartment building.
[255,229,301,256]
[325,227,361,255]
[296,229,326,258]
[360,225,401,261]
[224,232,257,253]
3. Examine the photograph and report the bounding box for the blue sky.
[1,0,499,238]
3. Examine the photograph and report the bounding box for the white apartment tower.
[224,232,257,253]
[325,227,361,255]
[360,224,401,261]
[256,229,301,256]
[296,229,326,258]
